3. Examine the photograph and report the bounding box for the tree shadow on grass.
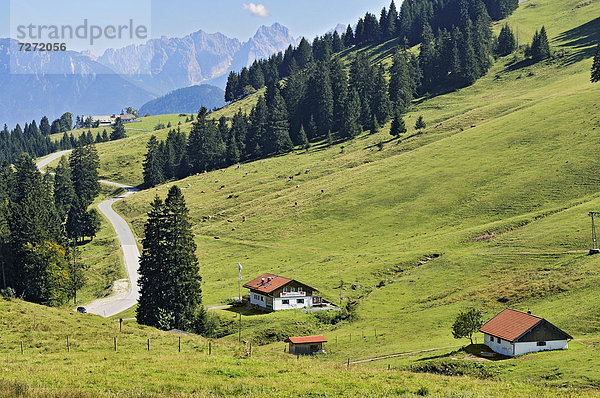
[554,16,600,66]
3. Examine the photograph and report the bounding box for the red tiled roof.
[243,273,292,294]
[479,308,542,342]
[286,335,327,344]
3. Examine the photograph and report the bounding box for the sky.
[1,0,393,53]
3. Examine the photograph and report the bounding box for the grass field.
[17,0,600,395]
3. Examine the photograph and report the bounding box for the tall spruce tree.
[342,89,362,138]
[69,145,100,207]
[390,111,407,137]
[137,187,204,332]
[187,108,226,173]
[143,135,165,188]
[53,156,75,221]
[330,59,349,133]
[265,83,293,154]
[496,24,516,56]
[110,118,127,141]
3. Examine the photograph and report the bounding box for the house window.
[297,299,304,304]
[298,287,303,292]
[283,287,288,293]
[537,341,547,346]
[282,299,289,305]
[291,287,296,292]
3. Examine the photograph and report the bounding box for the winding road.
[36,151,141,318]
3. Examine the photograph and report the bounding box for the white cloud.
[243,3,269,17]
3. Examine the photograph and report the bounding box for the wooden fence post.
[20,341,23,355]
[114,337,117,352]
[209,342,212,355]
[179,336,181,352]
[147,338,150,351]
[347,358,350,367]
[67,336,70,352]
[119,318,123,332]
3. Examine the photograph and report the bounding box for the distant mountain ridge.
[0,23,297,127]
[96,23,298,95]
[139,85,226,116]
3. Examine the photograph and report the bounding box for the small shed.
[285,335,327,355]
[479,308,572,356]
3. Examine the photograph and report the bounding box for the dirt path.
[347,345,462,365]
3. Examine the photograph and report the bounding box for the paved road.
[36,150,141,318]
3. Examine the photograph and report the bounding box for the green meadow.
[17,0,600,395]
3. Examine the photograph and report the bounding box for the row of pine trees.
[0,145,101,306]
[0,116,128,166]
[225,0,519,103]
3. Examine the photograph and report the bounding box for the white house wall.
[513,340,568,356]
[484,334,514,356]
[484,334,568,356]
[250,292,267,308]
[273,295,313,311]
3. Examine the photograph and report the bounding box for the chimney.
[268,277,272,282]
[261,278,265,284]
[527,309,532,315]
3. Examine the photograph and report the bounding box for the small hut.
[285,335,327,355]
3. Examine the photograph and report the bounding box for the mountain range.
[0,23,298,127]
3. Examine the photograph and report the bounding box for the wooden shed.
[285,335,327,355]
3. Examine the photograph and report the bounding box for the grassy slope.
[20,0,600,395]
[0,297,582,397]
[114,0,600,389]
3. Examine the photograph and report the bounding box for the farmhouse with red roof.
[479,308,572,356]
[243,273,321,311]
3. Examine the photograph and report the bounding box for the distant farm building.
[78,114,137,128]
[479,308,572,356]
[243,273,322,311]
[285,335,327,355]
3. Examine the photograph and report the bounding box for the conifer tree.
[296,38,314,69]
[332,31,344,53]
[390,111,407,137]
[102,130,109,142]
[330,59,349,133]
[342,89,362,138]
[592,43,600,83]
[187,108,226,173]
[53,156,75,221]
[69,145,100,207]
[372,64,393,124]
[226,132,241,165]
[310,62,334,137]
[298,126,309,150]
[40,116,51,136]
[6,154,62,295]
[265,84,293,154]
[143,135,165,188]
[343,25,355,47]
[496,24,516,56]
[137,187,204,332]
[530,26,550,61]
[110,118,127,141]
[415,115,426,130]
[389,51,415,112]
[370,115,380,135]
